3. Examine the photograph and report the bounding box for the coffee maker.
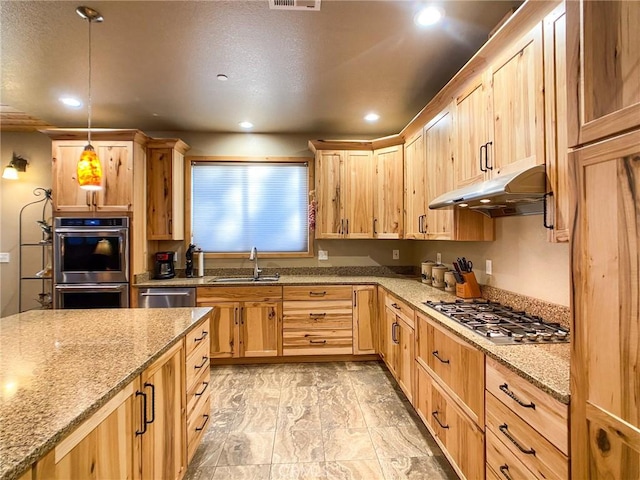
[153,251,176,279]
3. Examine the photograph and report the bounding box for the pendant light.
[76,6,103,191]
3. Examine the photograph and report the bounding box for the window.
[190,160,311,255]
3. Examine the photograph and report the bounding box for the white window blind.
[191,162,309,253]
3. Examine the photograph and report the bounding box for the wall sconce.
[2,154,29,180]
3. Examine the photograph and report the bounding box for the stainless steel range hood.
[429,164,547,218]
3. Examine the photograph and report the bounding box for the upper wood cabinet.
[570,129,640,480]
[566,0,640,147]
[403,131,426,239]
[315,150,374,239]
[373,145,403,239]
[147,139,190,240]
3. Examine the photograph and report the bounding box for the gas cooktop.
[423,300,569,345]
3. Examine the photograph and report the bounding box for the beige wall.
[0,132,53,317]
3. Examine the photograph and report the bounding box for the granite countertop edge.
[135,275,570,404]
[0,307,212,480]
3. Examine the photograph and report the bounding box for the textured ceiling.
[0,1,522,135]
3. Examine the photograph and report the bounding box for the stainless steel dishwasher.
[138,287,196,307]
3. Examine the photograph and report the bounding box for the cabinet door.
[147,147,184,240]
[240,301,280,357]
[567,1,640,146]
[544,4,571,243]
[353,285,376,355]
[403,132,426,239]
[138,342,186,480]
[424,109,454,239]
[207,302,240,359]
[374,145,403,239]
[570,129,640,480]
[94,143,133,211]
[52,142,93,212]
[489,22,545,176]
[382,306,397,376]
[36,380,138,479]
[315,150,344,239]
[344,150,374,239]
[395,317,414,403]
[454,77,488,188]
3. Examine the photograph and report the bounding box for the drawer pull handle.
[431,411,449,429]
[432,351,450,364]
[499,383,536,409]
[391,302,401,310]
[499,424,536,455]
[195,381,209,396]
[194,356,208,369]
[309,291,326,296]
[135,390,148,435]
[310,339,327,344]
[144,382,156,425]
[195,414,210,431]
[499,465,513,480]
[309,313,326,318]
[194,330,209,342]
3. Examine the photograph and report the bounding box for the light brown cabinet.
[570,129,640,479]
[315,150,374,239]
[566,0,640,147]
[185,318,211,462]
[381,291,415,402]
[373,145,403,238]
[403,130,426,239]
[197,286,282,359]
[352,285,377,355]
[283,285,353,356]
[146,139,190,240]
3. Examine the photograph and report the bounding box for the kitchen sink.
[210,274,280,283]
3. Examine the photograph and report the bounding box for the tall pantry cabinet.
[567,1,640,478]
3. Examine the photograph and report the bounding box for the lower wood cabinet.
[416,363,485,480]
[185,317,211,462]
[352,285,377,354]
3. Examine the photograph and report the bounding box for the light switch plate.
[486,259,492,275]
[436,252,442,264]
[0,252,9,263]
[392,250,399,260]
[318,250,328,261]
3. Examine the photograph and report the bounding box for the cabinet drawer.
[384,293,414,327]
[197,286,282,303]
[416,364,484,480]
[187,366,210,421]
[487,428,538,480]
[186,338,210,391]
[417,313,484,427]
[486,357,568,455]
[185,318,210,358]
[187,386,211,462]
[486,392,569,480]
[283,329,353,356]
[283,285,352,301]
[283,300,352,328]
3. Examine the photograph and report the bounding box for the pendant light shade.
[76,6,103,190]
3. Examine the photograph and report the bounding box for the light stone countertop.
[0,307,212,480]
[136,275,570,404]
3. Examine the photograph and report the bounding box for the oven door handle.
[140,292,192,297]
[55,284,128,291]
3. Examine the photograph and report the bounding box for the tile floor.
[185,361,458,480]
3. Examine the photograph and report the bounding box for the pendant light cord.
[87,16,92,145]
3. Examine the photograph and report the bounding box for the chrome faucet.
[249,247,261,279]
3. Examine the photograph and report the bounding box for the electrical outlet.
[0,252,9,263]
[436,252,442,264]
[318,250,329,261]
[486,259,492,275]
[392,250,399,260]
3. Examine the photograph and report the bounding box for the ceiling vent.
[269,0,321,11]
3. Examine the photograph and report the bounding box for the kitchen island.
[0,307,212,480]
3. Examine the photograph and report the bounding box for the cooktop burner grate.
[423,299,569,345]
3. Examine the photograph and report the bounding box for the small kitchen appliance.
[154,251,176,279]
[424,299,569,345]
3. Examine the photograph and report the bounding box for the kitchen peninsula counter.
[0,307,212,480]
[135,275,570,404]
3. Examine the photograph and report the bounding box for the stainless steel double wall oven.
[53,217,130,308]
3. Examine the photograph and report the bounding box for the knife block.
[456,272,482,299]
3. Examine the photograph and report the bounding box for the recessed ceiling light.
[364,113,380,122]
[217,74,229,81]
[415,6,444,27]
[480,199,491,204]
[239,121,253,129]
[59,96,82,108]
[458,203,468,208]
